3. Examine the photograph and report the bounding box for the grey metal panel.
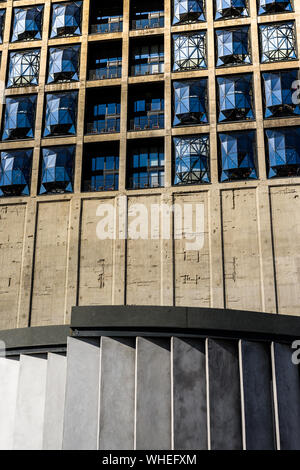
[273,342,300,450]
[13,354,48,450]
[208,339,242,450]
[99,337,135,450]
[43,353,67,450]
[135,337,171,450]
[71,306,187,329]
[62,337,100,450]
[0,325,70,350]
[71,305,300,340]
[240,341,275,450]
[0,358,19,450]
[172,337,207,449]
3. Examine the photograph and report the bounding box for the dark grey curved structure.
[0,306,300,450]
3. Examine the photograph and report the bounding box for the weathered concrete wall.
[0,0,300,327]
[270,186,300,316]
[78,199,114,306]
[30,201,70,326]
[0,204,26,329]
[222,189,262,312]
[1,187,300,328]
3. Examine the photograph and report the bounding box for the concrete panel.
[30,201,70,326]
[78,199,114,306]
[240,341,275,450]
[99,337,135,450]
[221,189,262,312]
[270,186,300,316]
[13,354,48,450]
[0,357,19,450]
[0,204,26,330]
[135,337,171,449]
[208,339,242,450]
[126,195,161,305]
[43,353,67,450]
[174,193,210,307]
[273,342,300,450]
[172,337,207,449]
[63,337,100,450]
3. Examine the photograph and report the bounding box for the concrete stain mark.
[225,257,237,283]
[98,259,105,289]
[183,250,200,263]
[180,274,202,285]
[232,190,236,210]
[273,187,297,196]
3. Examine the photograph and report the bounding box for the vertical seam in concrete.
[268,191,279,314]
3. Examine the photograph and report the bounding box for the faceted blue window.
[43,92,78,137]
[0,149,33,196]
[39,146,75,194]
[262,70,300,118]
[11,6,43,42]
[2,95,37,141]
[173,79,208,126]
[173,135,210,185]
[173,32,207,71]
[218,131,257,181]
[127,141,165,189]
[0,9,6,44]
[266,127,300,178]
[215,0,249,20]
[216,27,251,67]
[258,0,293,15]
[47,45,80,84]
[7,49,40,88]
[172,0,205,25]
[50,2,82,38]
[259,22,297,63]
[217,74,254,122]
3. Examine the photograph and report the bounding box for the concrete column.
[272,342,300,450]
[99,337,135,449]
[13,354,48,450]
[206,0,224,309]
[239,341,275,450]
[172,337,207,449]
[0,357,19,450]
[43,353,67,450]
[164,0,172,188]
[119,0,130,191]
[208,339,242,450]
[135,337,171,450]
[62,337,100,450]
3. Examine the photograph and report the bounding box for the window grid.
[0,0,298,198]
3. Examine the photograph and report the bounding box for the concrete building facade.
[0,0,300,330]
